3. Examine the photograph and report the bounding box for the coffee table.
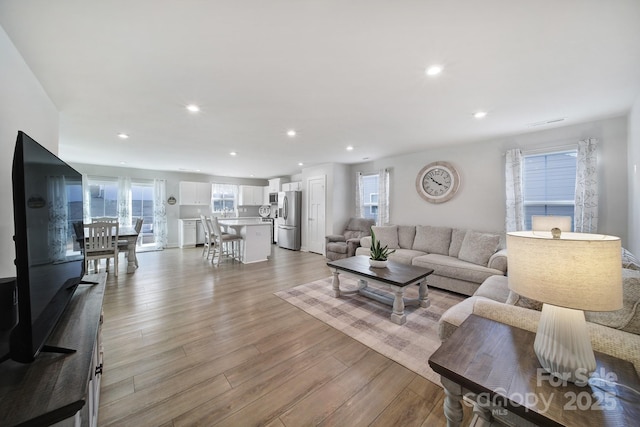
[326,255,434,325]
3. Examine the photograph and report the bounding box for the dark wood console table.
[429,314,640,427]
[0,273,106,426]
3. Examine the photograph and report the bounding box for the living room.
[1,2,640,426]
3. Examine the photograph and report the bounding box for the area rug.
[274,276,466,385]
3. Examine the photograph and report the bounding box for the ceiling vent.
[528,117,566,127]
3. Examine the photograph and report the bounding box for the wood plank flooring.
[99,246,472,426]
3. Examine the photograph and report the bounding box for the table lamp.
[531,215,572,232]
[506,230,622,383]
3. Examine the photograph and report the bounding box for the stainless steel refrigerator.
[277,190,301,250]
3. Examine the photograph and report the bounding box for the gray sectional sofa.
[355,225,508,296]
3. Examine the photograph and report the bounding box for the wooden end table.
[326,256,434,325]
[428,314,640,427]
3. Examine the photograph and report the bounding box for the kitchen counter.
[218,218,272,263]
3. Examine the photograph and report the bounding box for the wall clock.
[415,161,460,204]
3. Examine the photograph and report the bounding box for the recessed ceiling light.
[229,151,237,156]
[346,145,354,151]
[473,111,488,119]
[186,104,200,113]
[287,129,297,137]
[119,161,127,165]
[117,133,129,139]
[425,65,443,76]
[298,162,304,166]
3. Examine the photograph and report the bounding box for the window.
[523,150,577,230]
[131,182,155,245]
[88,180,118,218]
[212,184,237,214]
[361,174,379,221]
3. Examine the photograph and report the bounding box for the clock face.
[416,161,460,203]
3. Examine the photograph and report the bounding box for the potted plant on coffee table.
[369,227,395,268]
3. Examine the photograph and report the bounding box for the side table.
[428,314,640,427]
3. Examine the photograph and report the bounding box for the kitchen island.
[218,218,272,263]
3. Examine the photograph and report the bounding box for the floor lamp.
[507,230,622,383]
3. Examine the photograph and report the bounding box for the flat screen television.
[6,131,85,363]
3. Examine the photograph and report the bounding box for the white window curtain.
[153,179,168,249]
[378,168,390,226]
[47,176,68,262]
[82,174,91,223]
[505,148,525,232]
[355,172,363,218]
[574,138,599,233]
[117,176,132,227]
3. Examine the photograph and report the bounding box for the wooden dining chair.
[85,222,119,276]
[92,216,118,223]
[199,215,215,259]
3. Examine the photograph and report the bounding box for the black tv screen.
[8,131,85,363]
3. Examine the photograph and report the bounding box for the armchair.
[325,218,375,261]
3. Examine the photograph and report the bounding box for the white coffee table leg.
[419,279,430,308]
[331,269,341,297]
[390,286,406,325]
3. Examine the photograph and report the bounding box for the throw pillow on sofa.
[371,225,399,249]
[622,248,640,271]
[458,230,500,266]
[412,225,451,255]
[449,228,467,257]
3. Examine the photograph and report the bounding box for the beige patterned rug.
[275,276,466,385]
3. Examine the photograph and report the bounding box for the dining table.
[83,225,139,274]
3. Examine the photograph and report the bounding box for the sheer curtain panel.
[505,148,525,232]
[153,179,168,249]
[574,138,599,233]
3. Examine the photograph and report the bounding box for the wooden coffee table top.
[327,255,433,287]
[429,314,640,427]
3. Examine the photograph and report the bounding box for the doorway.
[307,176,326,255]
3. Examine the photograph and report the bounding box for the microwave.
[269,192,278,204]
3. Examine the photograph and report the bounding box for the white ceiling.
[1,0,639,179]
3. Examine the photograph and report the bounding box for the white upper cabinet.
[282,181,302,191]
[239,185,266,206]
[179,181,211,205]
[268,178,281,193]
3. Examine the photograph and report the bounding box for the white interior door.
[307,176,326,255]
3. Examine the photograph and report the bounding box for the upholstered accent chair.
[325,218,375,261]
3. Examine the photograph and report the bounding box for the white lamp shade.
[507,231,622,312]
[531,215,572,232]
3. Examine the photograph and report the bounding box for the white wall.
[628,95,640,255]
[0,25,59,277]
[349,115,630,246]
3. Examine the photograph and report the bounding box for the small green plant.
[369,227,395,261]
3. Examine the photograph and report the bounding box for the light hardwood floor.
[99,246,472,426]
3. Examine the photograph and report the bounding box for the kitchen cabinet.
[179,219,197,247]
[282,181,302,191]
[239,185,265,206]
[179,181,211,205]
[268,178,281,193]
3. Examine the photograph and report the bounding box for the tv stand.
[0,272,106,426]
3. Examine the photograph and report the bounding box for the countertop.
[218,218,272,226]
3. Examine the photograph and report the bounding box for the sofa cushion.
[412,226,452,255]
[474,275,511,303]
[458,230,500,266]
[585,268,640,334]
[397,225,416,249]
[449,228,467,257]
[372,225,399,249]
[622,248,640,271]
[326,242,348,254]
[388,249,427,265]
[506,290,544,311]
[412,253,503,284]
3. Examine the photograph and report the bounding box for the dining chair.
[200,215,215,259]
[208,217,243,265]
[84,222,119,277]
[92,216,118,223]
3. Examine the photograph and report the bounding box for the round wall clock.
[415,161,460,204]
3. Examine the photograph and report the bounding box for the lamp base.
[534,303,596,385]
